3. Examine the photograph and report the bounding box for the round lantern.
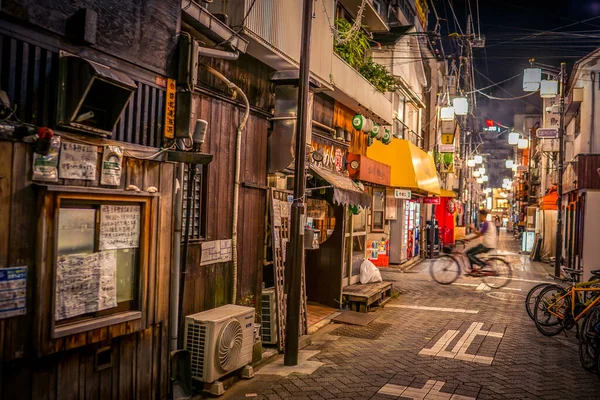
[352,114,365,131]
[380,129,392,144]
[362,118,374,133]
[370,124,380,138]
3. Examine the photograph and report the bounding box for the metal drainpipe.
[205,66,250,304]
[170,163,184,352]
[590,72,595,154]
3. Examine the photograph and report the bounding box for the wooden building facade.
[0,1,270,399]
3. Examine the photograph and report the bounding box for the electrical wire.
[446,0,464,34]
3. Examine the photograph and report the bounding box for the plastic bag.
[359,259,382,284]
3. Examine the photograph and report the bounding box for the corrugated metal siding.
[244,0,333,84]
[0,34,164,148]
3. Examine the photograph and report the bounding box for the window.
[182,164,207,240]
[372,187,386,231]
[53,195,149,334]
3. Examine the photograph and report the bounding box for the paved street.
[223,230,600,399]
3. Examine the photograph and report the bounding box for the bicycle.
[430,239,512,289]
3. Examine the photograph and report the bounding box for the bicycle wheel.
[481,257,513,289]
[533,285,569,336]
[579,305,600,372]
[430,255,461,285]
[526,283,552,321]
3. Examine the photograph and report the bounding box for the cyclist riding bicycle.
[466,209,496,270]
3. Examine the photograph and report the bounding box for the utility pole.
[284,0,313,366]
[554,62,566,277]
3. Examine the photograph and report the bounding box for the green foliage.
[334,19,400,93]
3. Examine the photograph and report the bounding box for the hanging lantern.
[517,138,529,149]
[482,175,489,182]
[478,167,485,174]
[523,68,542,91]
[370,124,380,139]
[474,155,483,164]
[452,97,469,116]
[508,131,520,145]
[505,159,514,168]
[352,114,364,131]
[540,80,559,98]
[467,159,476,167]
[440,106,455,121]
[380,129,392,144]
[473,171,481,178]
[362,118,374,133]
[476,178,484,184]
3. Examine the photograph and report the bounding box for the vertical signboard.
[164,78,176,139]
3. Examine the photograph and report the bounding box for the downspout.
[170,164,184,352]
[590,72,595,154]
[205,65,250,304]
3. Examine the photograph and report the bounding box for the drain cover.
[486,292,524,302]
[331,322,391,340]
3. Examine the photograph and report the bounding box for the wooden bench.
[342,281,393,313]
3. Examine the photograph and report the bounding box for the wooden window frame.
[42,191,152,339]
[371,187,386,232]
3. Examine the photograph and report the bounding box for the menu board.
[55,251,117,321]
[59,142,98,180]
[99,205,141,250]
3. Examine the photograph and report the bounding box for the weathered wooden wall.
[0,140,173,399]
[1,0,179,73]
[182,93,269,315]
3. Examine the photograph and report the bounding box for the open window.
[50,192,151,338]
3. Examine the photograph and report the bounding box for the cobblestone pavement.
[223,230,600,399]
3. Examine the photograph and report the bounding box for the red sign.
[423,197,441,205]
[485,119,494,127]
[347,153,391,186]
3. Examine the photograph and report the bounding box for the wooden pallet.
[342,281,393,313]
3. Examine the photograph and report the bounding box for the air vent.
[186,323,207,379]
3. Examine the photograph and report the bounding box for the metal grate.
[182,164,206,241]
[261,289,278,344]
[0,33,165,148]
[186,323,207,380]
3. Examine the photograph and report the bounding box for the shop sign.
[310,135,347,172]
[441,133,455,144]
[164,78,176,139]
[438,144,455,153]
[441,121,455,134]
[415,0,429,29]
[536,128,558,138]
[423,197,441,205]
[516,165,528,172]
[394,189,411,199]
[0,267,27,319]
[347,153,391,186]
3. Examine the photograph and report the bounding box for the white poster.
[59,142,98,180]
[55,251,117,321]
[99,205,141,250]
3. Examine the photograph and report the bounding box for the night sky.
[431,0,600,187]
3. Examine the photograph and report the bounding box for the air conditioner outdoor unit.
[184,304,255,384]
[261,288,278,345]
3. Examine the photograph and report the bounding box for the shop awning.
[366,139,441,195]
[439,189,457,198]
[539,190,558,210]
[309,165,371,208]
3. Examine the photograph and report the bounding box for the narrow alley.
[223,230,600,399]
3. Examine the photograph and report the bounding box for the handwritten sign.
[99,205,140,250]
[164,78,176,139]
[59,142,98,180]
[0,267,27,319]
[200,240,232,266]
[55,251,117,321]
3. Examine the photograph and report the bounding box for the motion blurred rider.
[466,209,497,269]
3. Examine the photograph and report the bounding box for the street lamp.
[508,131,520,145]
[453,97,469,115]
[524,59,566,277]
[505,159,514,168]
[478,167,486,175]
[440,106,455,121]
[523,67,542,91]
[482,175,489,182]
[467,159,476,167]
[473,170,481,178]
[517,138,529,149]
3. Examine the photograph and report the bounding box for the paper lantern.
[508,132,520,145]
[517,138,529,149]
[370,124,380,139]
[453,97,469,116]
[352,114,365,131]
[523,68,542,91]
[440,106,455,121]
[474,155,483,164]
[540,80,558,98]
[505,159,514,168]
[380,129,392,144]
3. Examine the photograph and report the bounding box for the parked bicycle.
[430,239,512,289]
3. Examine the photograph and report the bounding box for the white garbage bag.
[359,259,382,284]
